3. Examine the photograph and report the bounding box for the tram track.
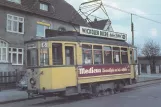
[1,80,161,105]
[32,81,161,107]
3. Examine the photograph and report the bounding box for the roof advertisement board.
[80,26,127,41]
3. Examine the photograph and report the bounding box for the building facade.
[138,56,161,75]
[0,0,89,72]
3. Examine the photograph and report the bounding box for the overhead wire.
[79,0,102,23]
[103,4,161,25]
[100,3,114,31]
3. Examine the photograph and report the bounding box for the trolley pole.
[131,14,134,46]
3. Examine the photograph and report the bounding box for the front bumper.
[27,88,65,95]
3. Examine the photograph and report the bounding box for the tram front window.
[40,48,49,66]
[52,43,63,65]
[27,49,38,66]
[65,46,74,65]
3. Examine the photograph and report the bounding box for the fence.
[0,71,25,90]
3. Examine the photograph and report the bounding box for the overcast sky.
[65,0,161,47]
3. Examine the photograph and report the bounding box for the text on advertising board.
[80,26,127,41]
[78,64,130,77]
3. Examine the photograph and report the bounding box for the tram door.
[65,45,75,65]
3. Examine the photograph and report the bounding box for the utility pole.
[131,14,136,83]
[131,14,134,46]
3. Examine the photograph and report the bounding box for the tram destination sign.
[80,26,127,41]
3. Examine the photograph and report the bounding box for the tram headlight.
[30,78,36,85]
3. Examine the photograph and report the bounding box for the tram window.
[93,45,103,64]
[113,47,120,63]
[121,48,128,63]
[130,50,133,64]
[40,48,49,66]
[52,43,63,65]
[65,46,74,65]
[134,49,138,63]
[27,49,38,66]
[104,46,112,64]
[82,44,92,65]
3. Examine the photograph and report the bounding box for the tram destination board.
[80,26,127,41]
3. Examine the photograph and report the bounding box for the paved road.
[0,89,28,102]
[1,83,161,107]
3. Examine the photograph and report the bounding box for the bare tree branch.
[135,44,142,56]
[141,39,161,73]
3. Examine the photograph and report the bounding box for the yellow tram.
[25,26,138,98]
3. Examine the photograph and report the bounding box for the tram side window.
[40,48,49,66]
[93,45,103,64]
[134,49,138,63]
[104,46,112,64]
[27,49,38,66]
[130,50,133,64]
[113,47,120,63]
[121,48,128,63]
[65,46,74,65]
[52,43,63,65]
[82,44,92,65]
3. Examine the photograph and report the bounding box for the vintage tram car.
[25,26,138,98]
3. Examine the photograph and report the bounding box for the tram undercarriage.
[27,78,134,99]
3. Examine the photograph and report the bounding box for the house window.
[7,0,21,4]
[40,3,49,11]
[9,47,23,65]
[36,22,50,37]
[0,40,8,62]
[7,14,24,34]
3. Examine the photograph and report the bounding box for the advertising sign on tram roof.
[80,26,127,41]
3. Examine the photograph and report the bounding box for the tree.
[135,44,142,57]
[141,40,161,73]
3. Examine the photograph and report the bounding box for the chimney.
[94,17,97,22]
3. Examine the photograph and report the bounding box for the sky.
[65,0,161,48]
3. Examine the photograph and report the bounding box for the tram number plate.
[41,42,47,47]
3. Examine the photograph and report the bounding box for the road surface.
[1,83,161,107]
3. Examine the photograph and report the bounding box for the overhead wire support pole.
[131,14,134,46]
